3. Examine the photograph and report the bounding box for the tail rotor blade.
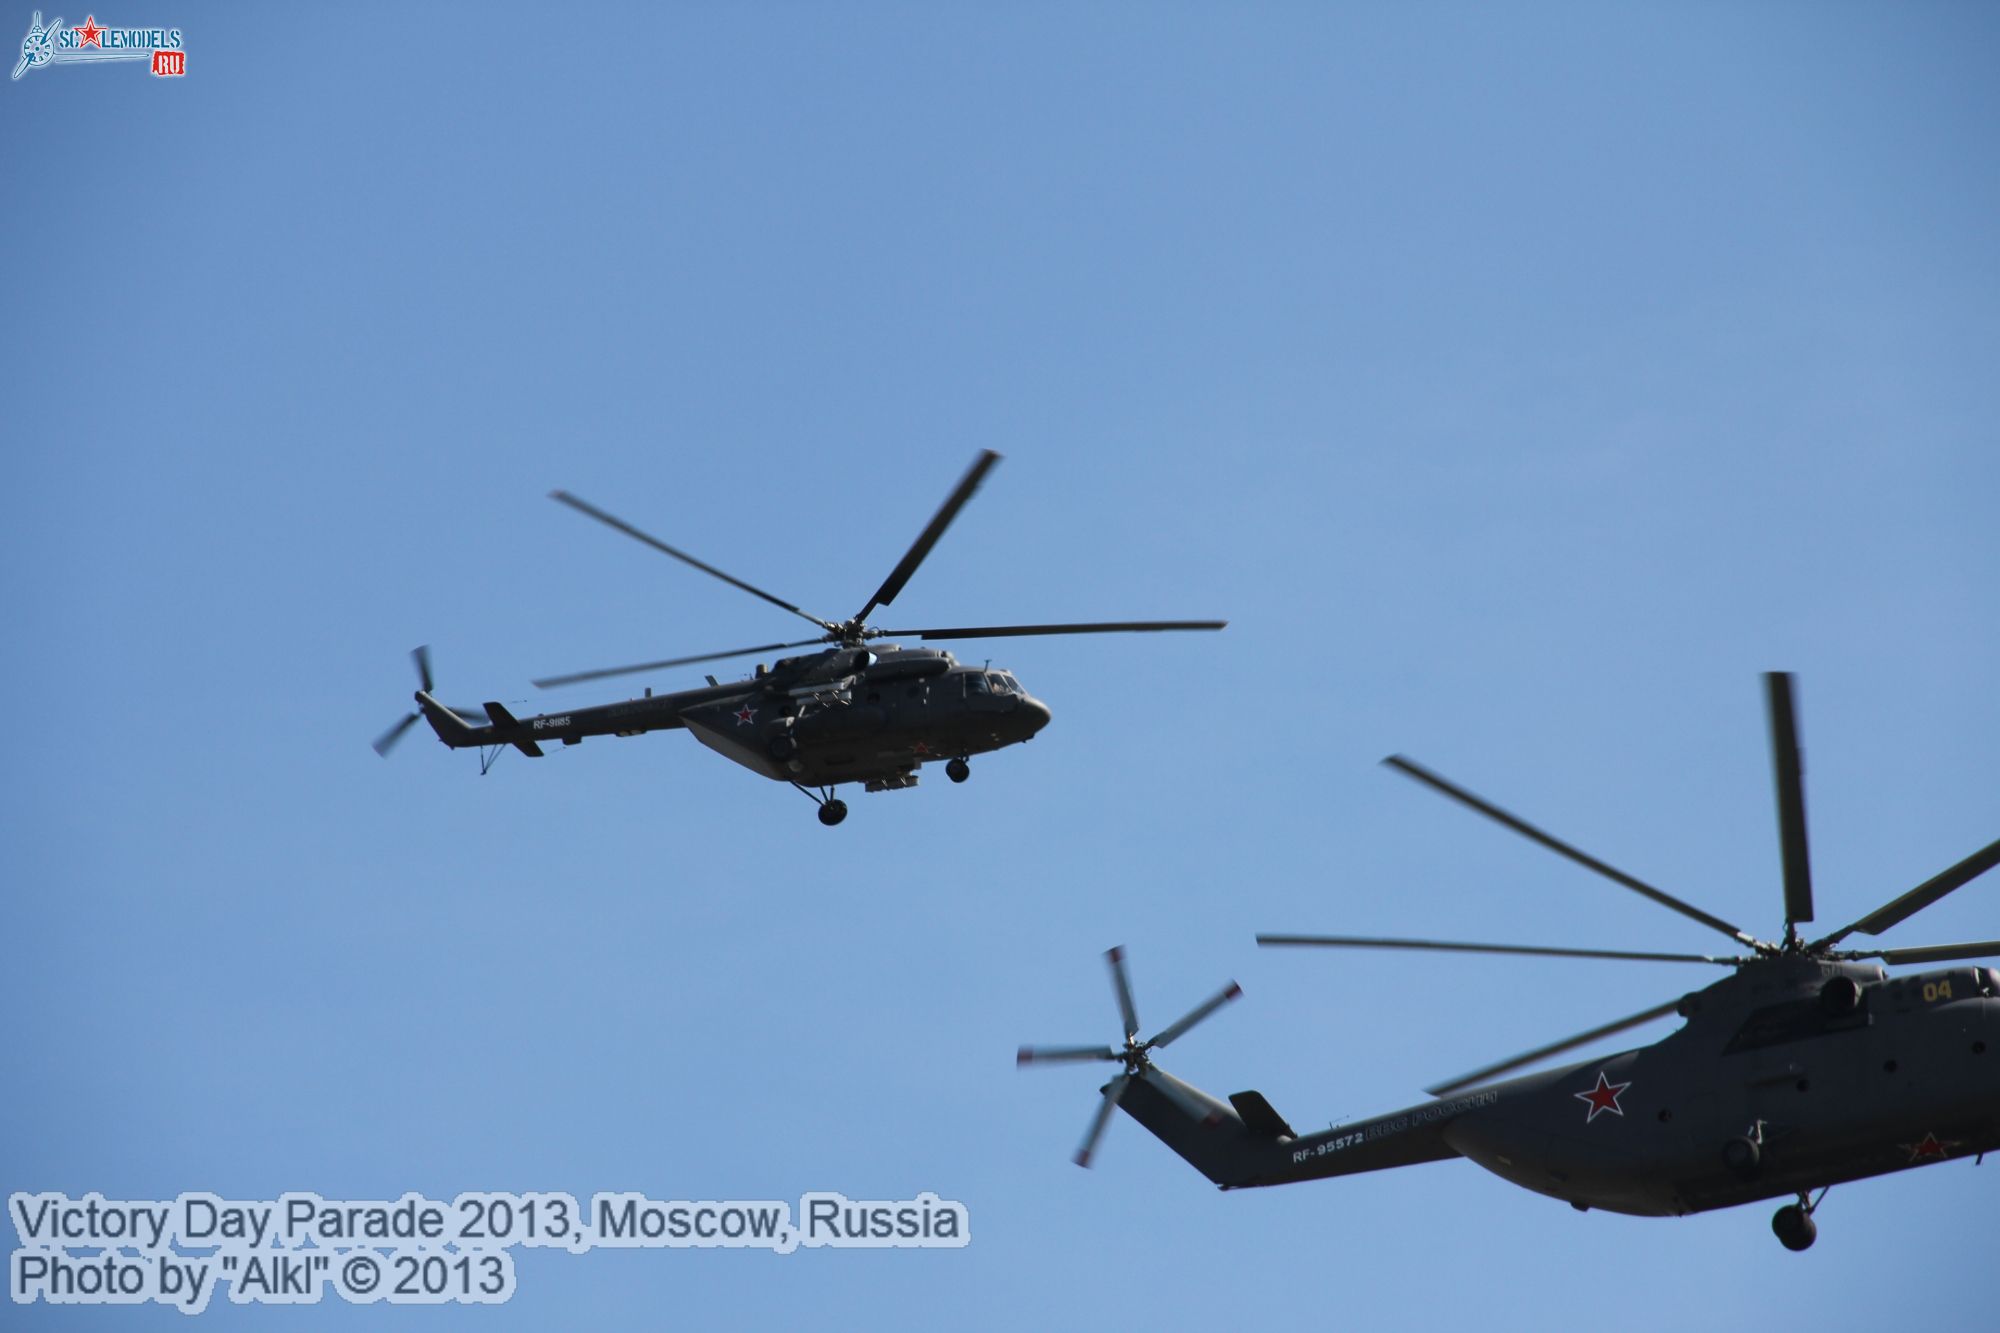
[411,645,434,695]
[1073,1074,1129,1169]
[1145,981,1243,1051]
[372,712,420,757]
[1767,673,1815,934]
[1105,946,1141,1040]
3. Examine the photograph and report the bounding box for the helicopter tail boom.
[1120,1066,1469,1190]
[416,694,545,757]
[416,693,482,747]
[1113,1068,1278,1188]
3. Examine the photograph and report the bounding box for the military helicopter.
[1019,675,2000,1249]
[373,452,1223,824]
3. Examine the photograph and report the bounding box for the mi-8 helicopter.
[1020,675,2000,1249]
[373,452,1223,824]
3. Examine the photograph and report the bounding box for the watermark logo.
[13,11,184,80]
[11,1190,971,1313]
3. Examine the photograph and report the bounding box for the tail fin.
[417,693,481,746]
[1117,1068,1294,1189]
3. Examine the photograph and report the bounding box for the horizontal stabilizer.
[484,702,545,758]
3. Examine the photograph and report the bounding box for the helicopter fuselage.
[1157,958,2000,1217]
[1436,959,2000,1216]
[417,645,1052,790]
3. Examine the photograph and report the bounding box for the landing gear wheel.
[1722,1135,1762,1179]
[946,757,970,784]
[817,799,848,827]
[1772,1201,1817,1252]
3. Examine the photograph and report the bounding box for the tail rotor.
[1017,946,1241,1167]
[372,646,487,756]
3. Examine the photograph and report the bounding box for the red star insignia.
[1574,1071,1630,1123]
[1900,1132,1958,1163]
[910,740,931,756]
[76,15,105,46]
[733,704,755,725]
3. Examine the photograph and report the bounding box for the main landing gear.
[946,757,971,784]
[792,783,848,827]
[1772,1188,1826,1251]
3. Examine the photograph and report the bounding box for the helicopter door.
[889,680,930,728]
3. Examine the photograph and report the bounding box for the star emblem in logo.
[76,14,104,46]
[1899,1132,1959,1163]
[910,740,931,756]
[733,703,756,725]
[1574,1072,1631,1123]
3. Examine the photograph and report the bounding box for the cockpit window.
[987,673,1011,694]
[965,673,988,695]
[1722,994,1867,1054]
[997,673,1021,694]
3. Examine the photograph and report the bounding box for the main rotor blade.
[1145,981,1243,1051]
[550,490,837,632]
[852,450,1001,625]
[1858,939,2000,966]
[411,645,434,695]
[1384,756,1765,952]
[1256,934,1738,966]
[1767,673,1815,932]
[881,620,1229,641]
[1105,946,1141,1041]
[1073,1074,1129,1169]
[531,639,829,689]
[372,712,419,757]
[1424,997,1684,1098]
[1017,1045,1122,1066]
[1812,833,2000,948]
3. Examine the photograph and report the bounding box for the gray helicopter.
[374,452,1223,824]
[1020,675,2000,1249]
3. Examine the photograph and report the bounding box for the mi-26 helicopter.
[373,451,1223,824]
[1020,675,2000,1249]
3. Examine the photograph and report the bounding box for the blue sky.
[5,4,1997,1328]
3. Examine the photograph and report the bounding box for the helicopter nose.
[1020,695,1052,734]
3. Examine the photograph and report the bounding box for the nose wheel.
[946,757,970,784]
[792,783,848,827]
[1771,1188,1825,1251]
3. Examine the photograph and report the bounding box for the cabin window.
[965,674,988,695]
